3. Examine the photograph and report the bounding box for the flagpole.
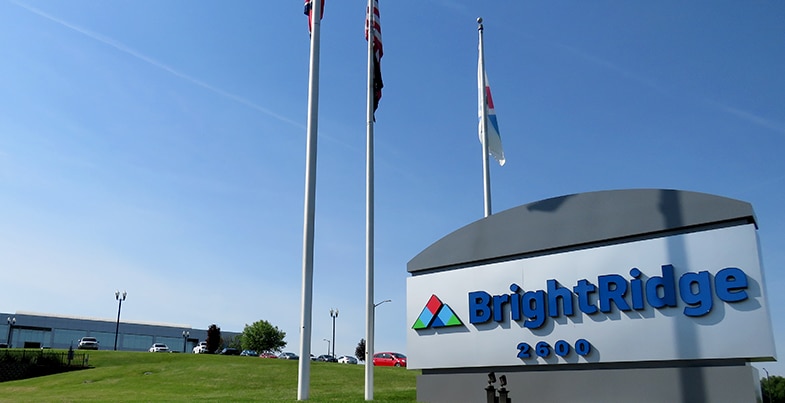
[478,17,492,218]
[364,0,376,399]
[298,0,322,399]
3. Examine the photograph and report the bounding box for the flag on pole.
[478,70,505,166]
[304,0,324,33]
[365,0,383,114]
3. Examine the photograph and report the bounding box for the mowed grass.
[0,350,418,402]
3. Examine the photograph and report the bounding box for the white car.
[337,355,358,364]
[77,337,99,350]
[193,342,208,354]
[149,343,169,353]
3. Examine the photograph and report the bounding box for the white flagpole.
[364,0,376,400]
[478,17,492,217]
[298,0,322,399]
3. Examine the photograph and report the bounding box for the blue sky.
[1,0,783,375]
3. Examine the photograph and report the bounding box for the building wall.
[1,312,239,352]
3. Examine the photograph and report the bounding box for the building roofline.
[14,311,192,329]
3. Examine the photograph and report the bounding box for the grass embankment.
[0,350,418,402]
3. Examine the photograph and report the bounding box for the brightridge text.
[468,264,749,329]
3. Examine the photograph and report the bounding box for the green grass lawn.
[0,350,418,402]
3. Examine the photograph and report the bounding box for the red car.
[259,352,278,358]
[372,352,407,367]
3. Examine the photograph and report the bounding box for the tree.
[762,375,785,403]
[225,334,242,350]
[206,324,221,354]
[355,338,366,362]
[241,320,286,353]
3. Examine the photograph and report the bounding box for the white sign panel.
[406,224,776,369]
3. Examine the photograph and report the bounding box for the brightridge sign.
[467,263,749,328]
[406,191,776,371]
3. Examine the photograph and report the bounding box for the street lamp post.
[114,290,127,351]
[323,338,330,355]
[366,299,392,400]
[6,317,15,348]
[763,368,771,403]
[182,331,190,353]
[371,299,391,358]
[329,308,338,357]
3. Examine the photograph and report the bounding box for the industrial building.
[1,311,238,352]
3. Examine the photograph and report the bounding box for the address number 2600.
[516,339,591,359]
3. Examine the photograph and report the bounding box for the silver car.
[278,352,299,360]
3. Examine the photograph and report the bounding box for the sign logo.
[412,294,463,330]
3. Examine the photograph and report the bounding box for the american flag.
[365,0,383,114]
[304,0,324,33]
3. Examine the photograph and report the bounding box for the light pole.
[366,299,392,400]
[182,331,190,353]
[372,299,391,359]
[6,317,15,348]
[329,308,338,357]
[763,368,771,403]
[114,290,127,351]
[323,338,330,355]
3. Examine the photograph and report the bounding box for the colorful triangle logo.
[412,294,463,330]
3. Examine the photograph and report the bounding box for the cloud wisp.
[706,102,785,136]
[11,0,305,130]
[545,40,785,137]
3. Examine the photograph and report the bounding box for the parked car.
[337,355,358,364]
[77,337,99,350]
[149,343,169,353]
[240,350,258,357]
[373,352,407,367]
[278,352,299,360]
[193,341,208,354]
[219,348,240,355]
[259,351,278,358]
[316,354,337,362]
